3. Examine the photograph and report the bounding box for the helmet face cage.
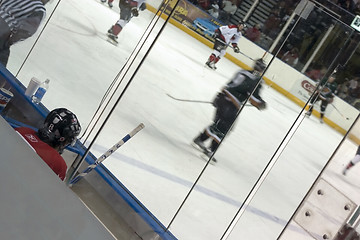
[39,108,81,151]
[238,20,246,29]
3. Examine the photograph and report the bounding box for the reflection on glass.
[5,0,360,239]
[167,2,360,240]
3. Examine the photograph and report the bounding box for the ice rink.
[7,0,360,239]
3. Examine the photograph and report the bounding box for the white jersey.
[219,24,241,45]
[136,0,146,8]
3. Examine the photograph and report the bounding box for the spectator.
[306,65,327,82]
[336,79,349,100]
[198,0,211,10]
[208,4,220,18]
[16,108,81,181]
[219,0,237,23]
[337,0,355,12]
[263,9,282,39]
[281,47,299,67]
[0,0,49,67]
[344,77,360,104]
[245,23,262,43]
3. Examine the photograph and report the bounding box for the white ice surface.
[7,0,360,239]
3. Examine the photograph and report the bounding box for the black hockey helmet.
[38,108,81,152]
[238,20,246,29]
[254,58,266,73]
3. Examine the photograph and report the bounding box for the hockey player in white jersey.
[107,0,146,44]
[342,145,360,175]
[205,21,246,70]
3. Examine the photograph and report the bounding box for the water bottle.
[32,79,50,104]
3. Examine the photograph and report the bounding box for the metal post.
[301,24,335,73]
[243,0,259,22]
[268,0,314,54]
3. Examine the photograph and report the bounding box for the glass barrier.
[278,115,360,239]
[3,0,360,239]
[202,3,358,240]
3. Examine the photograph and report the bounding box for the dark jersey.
[319,78,337,99]
[222,69,263,109]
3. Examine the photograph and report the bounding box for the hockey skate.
[205,61,216,70]
[191,137,207,152]
[106,32,118,45]
[202,149,217,163]
[342,167,348,176]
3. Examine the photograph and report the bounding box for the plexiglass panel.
[278,116,360,239]
[4,0,360,239]
[166,1,359,240]
[7,0,162,132]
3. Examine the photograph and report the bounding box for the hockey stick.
[331,103,349,120]
[216,38,255,61]
[232,47,255,61]
[166,93,212,104]
[166,93,253,107]
[68,123,145,187]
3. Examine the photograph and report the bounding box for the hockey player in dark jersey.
[0,0,49,66]
[205,21,246,70]
[106,0,146,44]
[305,75,338,123]
[193,58,267,162]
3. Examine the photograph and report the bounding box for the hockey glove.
[326,97,334,103]
[233,45,240,53]
[131,7,139,17]
[249,98,266,110]
[139,2,146,11]
[213,29,220,39]
[212,92,224,108]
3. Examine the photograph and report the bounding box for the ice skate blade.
[200,153,217,164]
[205,63,216,70]
[106,38,118,46]
[191,142,206,152]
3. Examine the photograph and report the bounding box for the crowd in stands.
[337,77,360,109]
[188,0,360,110]
[331,0,360,15]
[189,0,239,24]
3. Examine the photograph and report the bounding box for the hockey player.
[342,145,360,175]
[305,75,338,123]
[0,0,49,67]
[193,58,267,162]
[106,0,147,44]
[101,0,114,8]
[16,108,81,181]
[205,20,246,70]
